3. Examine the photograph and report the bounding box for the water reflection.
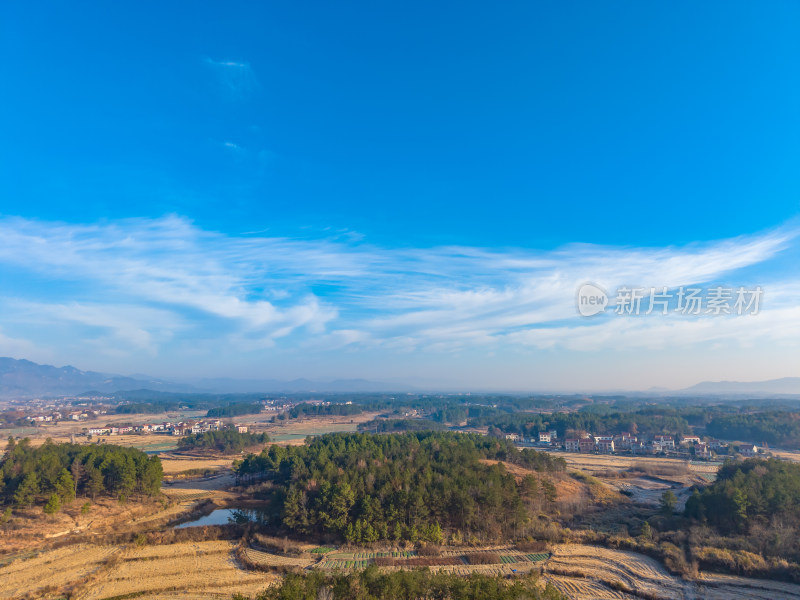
[175,507,270,528]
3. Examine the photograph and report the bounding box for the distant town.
[0,393,770,461]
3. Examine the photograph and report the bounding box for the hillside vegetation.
[234,431,566,544]
[177,428,270,453]
[686,457,800,534]
[235,567,566,600]
[0,437,162,508]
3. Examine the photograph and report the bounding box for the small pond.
[175,507,270,528]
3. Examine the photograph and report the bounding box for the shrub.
[43,493,60,515]
[416,543,442,557]
[516,540,548,552]
[465,552,502,565]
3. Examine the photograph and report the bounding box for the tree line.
[706,412,800,448]
[234,431,565,544]
[207,403,263,418]
[234,567,566,600]
[287,403,363,419]
[358,418,446,433]
[0,438,162,510]
[177,428,270,453]
[468,407,693,438]
[685,458,800,534]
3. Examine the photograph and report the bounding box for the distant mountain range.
[187,377,412,394]
[0,358,195,398]
[677,377,800,396]
[0,356,797,399]
[0,357,411,398]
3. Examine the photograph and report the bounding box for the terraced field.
[546,544,800,600]
[318,546,550,571]
[0,541,276,600]
[697,573,800,600]
[77,541,274,600]
[0,544,122,600]
[242,547,314,569]
[5,539,800,599]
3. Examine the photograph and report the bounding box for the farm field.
[545,544,800,600]
[256,412,382,444]
[10,412,383,454]
[5,539,798,600]
[159,455,235,475]
[160,472,238,504]
[0,541,277,600]
[548,452,718,481]
[767,448,800,463]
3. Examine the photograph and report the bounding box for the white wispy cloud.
[204,58,258,98]
[0,216,796,363]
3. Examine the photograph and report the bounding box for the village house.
[653,435,675,449]
[579,438,596,453]
[694,443,710,458]
[597,439,615,453]
[538,432,551,443]
[564,438,580,452]
[739,444,759,457]
[613,433,637,450]
[681,436,701,445]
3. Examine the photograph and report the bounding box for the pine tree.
[86,464,104,499]
[660,490,678,514]
[14,472,39,507]
[639,521,653,540]
[55,468,76,503]
[43,493,61,515]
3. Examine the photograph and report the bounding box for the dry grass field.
[0,543,122,600]
[256,411,383,444]
[0,541,277,600]
[160,456,235,475]
[545,544,800,600]
[766,449,800,463]
[538,451,720,509]
[160,472,239,504]
[4,535,800,600]
[241,546,314,569]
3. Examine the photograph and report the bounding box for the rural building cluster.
[85,419,246,437]
[503,430,765,459]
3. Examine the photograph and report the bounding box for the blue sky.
[0,2,798,390]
